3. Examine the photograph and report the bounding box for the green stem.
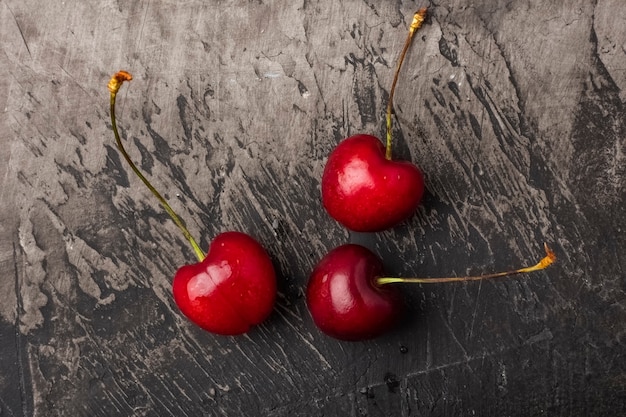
[385,8,427,160]
[377,243,556,286]
[109,87,205,262]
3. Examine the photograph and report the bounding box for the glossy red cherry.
[306,244,403,341]
[108,72,277,335]
[173,232,276,335]
[322,134,424,232]
[307,243,555,341]
[321,10,428,232]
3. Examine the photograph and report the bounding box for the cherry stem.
[108,71,206,262]
[385,8,427,161]
[376,243,556,286]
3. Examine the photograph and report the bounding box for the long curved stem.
[108,71,205,262]
[377,243,556,286]
[385,8,427,160]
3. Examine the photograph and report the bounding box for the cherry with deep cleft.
[322,9,428,232]
[108,71,276,335]
[306,243,556,341]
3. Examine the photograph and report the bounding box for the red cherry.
[307,243,556,341]
[172,232,276,335]
[321,10,429,232]
[306,244,403,341]
[322,134,424,232]
[108,72,277,335]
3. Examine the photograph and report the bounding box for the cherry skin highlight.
[173,232,277,335]
[322,134,424,232]
[306,244,403,341]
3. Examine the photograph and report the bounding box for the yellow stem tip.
[108,70,133,95]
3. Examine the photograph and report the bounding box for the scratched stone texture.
[1,0,625,415]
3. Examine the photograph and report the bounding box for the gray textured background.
[1,0,625,415]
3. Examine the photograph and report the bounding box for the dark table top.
[1,0,625,416]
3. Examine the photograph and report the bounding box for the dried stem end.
[410,8,428,33]
[108,70,133,95]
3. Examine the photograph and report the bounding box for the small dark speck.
[297,80,309,96]
[384,372,400,393]
[359,387,375,398]
[86,121,92,129]
[399,345,408,354]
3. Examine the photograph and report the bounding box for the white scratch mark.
[468,280,483,340]
[274,305,332,370]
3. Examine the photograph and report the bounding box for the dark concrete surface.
[1,0,625,415]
